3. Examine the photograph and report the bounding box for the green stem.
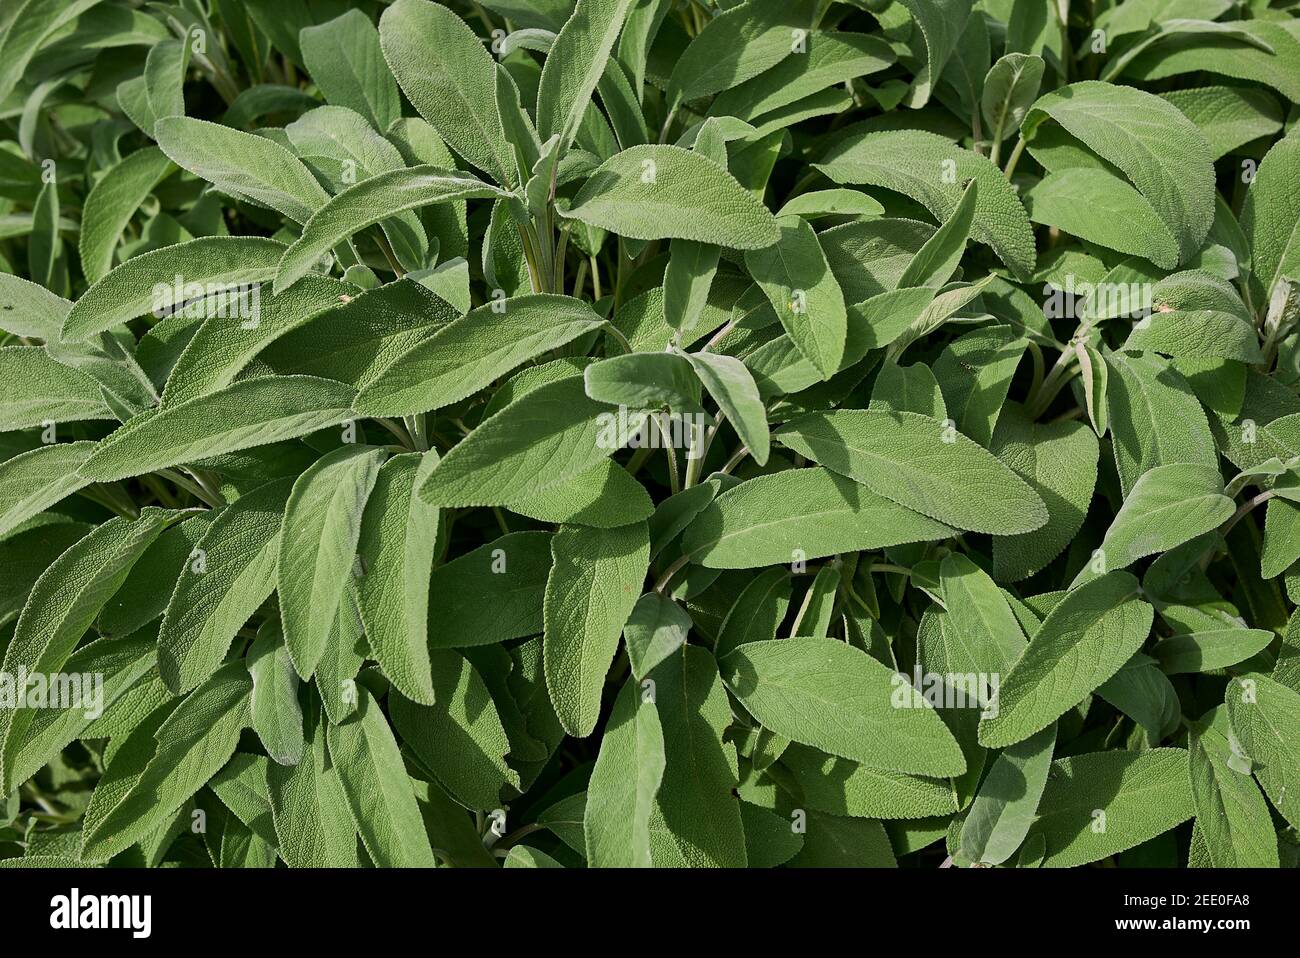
[157,469,224,508]
[654,553,691,594]
[1003,136,1027,180]
[405,414,430,452]
[719,444,750,476]
[656,414,681,495]
[1222,490,1275,537]
[78,483,140,519]
[625,447,654,479]
[605,323,634,354]
[375,233,406,278]
[683,417,713,489]
[374,417,413,450]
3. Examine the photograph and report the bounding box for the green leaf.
[278,445,385,680]
[623,591,692,680]
[979,572,1154,749]
[0,509,177,791]
[379,0,514,185]
[356,294,605,416]
[507,459,654,529]
[246,620,305,766]
[744,216,848,379]
[1125,310,1262,362]
[274,166,505,293]
[1076,343,1109,437]
[155,117,329,225]
[7,631,156,792]
[939,553,1027,671]
[776,743,957,819]
[1242,127,1300,310]
[663,240,721,333]
[681,466,953,569]
[1189,706,1279,867]
[0,441,97,540]
[420,375,626,507]
[565,145,780,249]
[0,520,89,627]
[79,376,356,483]
[584,677,665,867]
[896,0,975,107]
[300,9,400,131]
[81,662,253,861]
[709,32,895,123]
[356,453,440,705]
[932,325,1026,445]
[981,53,1044,146]
[648,646,747,867]
[160,275,356,407]
[1153,628,1274,675]
[537,0,638,152]
[0,272,67,340]
[158,479,292,695]
[684,350,770,465]
[720,637,967,776]
[1225,672,1300,831]
[1033,748,1194,867]
[544,522,650,737]
[1023,168,1181,268]
[990,404,1100,582]
[0,0,99,105]
[326,685,436,867]
[897,179,977,290]
[816,129,1035,278]
[959,723,1056,866]
[267,705,360,867]
[1162,86,1283,163]
[1022,81,1215,264]
[0,346,113,430]
[79,146,175,284]
[1105,349,1218,495]
[1079,464,1232,584]
[427,531,553,649]
[776,189,884,220]
[715,567,792,660]
[390,649,517,810]
[504,845,563,868]
[62,237,287,342]
[775,409,1048,534]
[1124,19,1300,104]
[584,352,703,413]
[666,0,816,111]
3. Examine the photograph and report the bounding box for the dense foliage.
[0,0,1298,869]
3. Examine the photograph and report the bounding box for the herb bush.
[0,0,1297,871]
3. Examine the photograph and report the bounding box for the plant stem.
[654,553,691,594]
[719,444,750,476]
[157,469,224,508]
[374,417,414,450]
[405,414,430,452]
[376,233,405,277]
[605,324,634,355]
[656,414,681,495]
[1003,135,1027,180]
[1222,490,1275,537]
